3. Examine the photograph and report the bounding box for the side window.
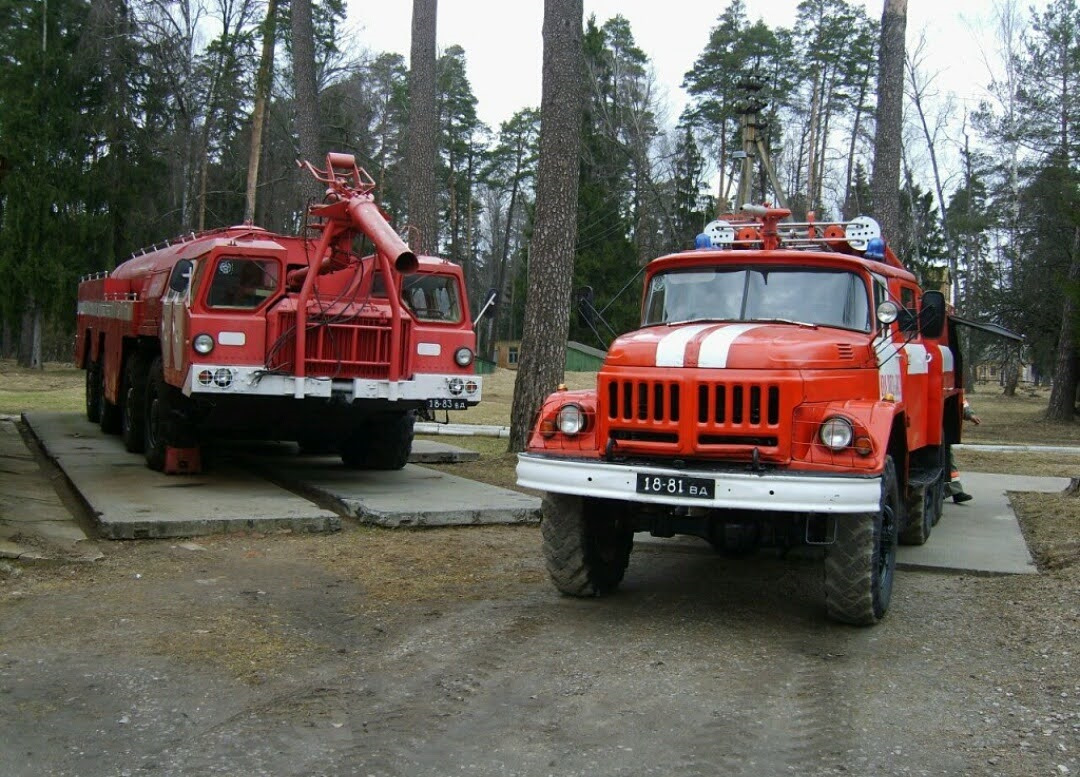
[873,278,889,328]
[508,346,519,365]
[207,258,280,309]
[899,285,918,333]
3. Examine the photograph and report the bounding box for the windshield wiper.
[749,317,818,328]
[663,317,738,327]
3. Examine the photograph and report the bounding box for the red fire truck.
[76,153,481,473]
[517,206,962,625]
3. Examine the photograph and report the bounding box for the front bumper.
[516,453,881,513]
[183,364,481,403]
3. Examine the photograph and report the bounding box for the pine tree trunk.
[406,0,439,255]
[508,0,585,451]
[291,0,321,206]
[871,0,907,243]
[1047,228,1080,421]
[244,0,277,224]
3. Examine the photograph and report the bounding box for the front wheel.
[540,494,634,597]
[339,411,415,470]
[823,455,900,625]
[143,356,195,471]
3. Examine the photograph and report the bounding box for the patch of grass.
[301,524,544,604]
[1011,490,1080,570]
[0,360,83,415]
[961,382,1080,446]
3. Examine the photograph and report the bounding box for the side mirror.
[169,259,193,294]
[919,290,946,338]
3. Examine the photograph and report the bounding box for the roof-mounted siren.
[845,216,883,257]
[696,219,736,249]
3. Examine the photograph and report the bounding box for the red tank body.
[76,154,480,472]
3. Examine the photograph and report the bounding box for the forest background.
[2,0,1079,413]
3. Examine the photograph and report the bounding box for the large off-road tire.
[121,355,148,453]
[143,356,195,471]
[824,455,900,626]
[540,493,634,597]
[339,411,415,470]
[85,360,102,424]
[900,447,945,545]
[98,360,122,435]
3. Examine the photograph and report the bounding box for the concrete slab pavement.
[0,416,98,560]
[22,412,537,536]
[895,471,1070,575]
[24,412,341,540]
[249,456,540,527]
[636,471,1069,576]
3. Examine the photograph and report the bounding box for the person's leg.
[947,449,972,503]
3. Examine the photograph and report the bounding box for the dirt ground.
[1,362,1078,776]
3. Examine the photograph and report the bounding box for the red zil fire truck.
[76,153,481,473]
[517,206,962,625]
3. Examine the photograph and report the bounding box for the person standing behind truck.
[947,399,981,503]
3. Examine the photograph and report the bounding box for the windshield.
[206,257,280,309]
[643,267,871,332]
[399,274,463,323]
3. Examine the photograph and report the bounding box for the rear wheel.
[901,447,945,545]
[339,411,415,470]
[824,455,900,625]
[121,355,148,453]
[98,360,122,434]
[85,360,101,423]
[541,494,634,597]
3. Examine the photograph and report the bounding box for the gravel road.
[1,525,1076,777]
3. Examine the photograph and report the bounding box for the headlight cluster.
[193,333,215,354]
[454,347,473,367]
[540,403,589,438]
[817,415,872,456]
[555,404,586,435]
[819,416,853,450]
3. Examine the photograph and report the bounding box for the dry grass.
[0,360,83,415]
[1010,491,1080,570]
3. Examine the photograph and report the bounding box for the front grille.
[600,374,790,459]
[607,379,681,422]
[269,311,411,379]
[697,383,780,426]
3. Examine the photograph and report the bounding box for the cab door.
[898,282,930,451]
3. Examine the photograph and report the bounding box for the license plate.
[426,397,468,410]
[635,473,715,499]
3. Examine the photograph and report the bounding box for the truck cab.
[517,207,960,625]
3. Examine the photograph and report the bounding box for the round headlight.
[820,416,854,450]
[193,333,215,354]
[556,404,586,436]
[876,301,899,325]
[454,347,474,367]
